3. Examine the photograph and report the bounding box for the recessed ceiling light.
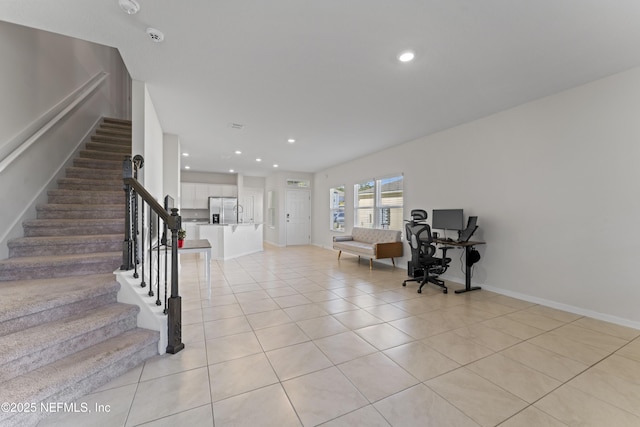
[185,166,191,170]
[118,0,140,15]
[273,164,279,168]
[287,138,295,144]
[146,28,165,43]
[182,152,189,157]
[256,158,262,162]
[229,169,235,173]
[235,150,242,155]
[398,50,415,63]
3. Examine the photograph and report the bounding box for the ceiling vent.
[146,28,165,43]
[229,123,245,130]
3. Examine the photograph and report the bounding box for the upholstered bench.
[332,227,403,269]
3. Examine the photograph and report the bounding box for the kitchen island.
[197,223,263,260]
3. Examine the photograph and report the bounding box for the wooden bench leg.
[369,258,373,269]
[391,258,396,267]
[338,250,342,260]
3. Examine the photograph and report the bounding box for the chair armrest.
[333,235,353,242]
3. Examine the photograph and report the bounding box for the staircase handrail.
[122,155,184,354]
[0,71,109,174]
[124,178,174,225]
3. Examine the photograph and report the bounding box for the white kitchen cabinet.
[222,185,237,197]
[181,182,238,209]
[193,184,209,208]
[181,183,197,209]
[207,184,222,198]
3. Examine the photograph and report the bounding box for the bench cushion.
[333,239,376,256]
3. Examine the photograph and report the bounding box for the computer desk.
[434,239,485,294]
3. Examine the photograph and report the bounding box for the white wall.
[0,21,129,258]
[130,81,165,201]
[130,81,160,198]
[143,87,164,201]
[163,133,181,206]
[313,66,640,328]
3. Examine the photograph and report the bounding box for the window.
[330,186,345,232]
[354,175,403,231]
[287,179,310,188]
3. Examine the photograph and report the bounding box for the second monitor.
[432,209,464,231]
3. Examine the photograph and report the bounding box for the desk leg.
[454,246,482,294]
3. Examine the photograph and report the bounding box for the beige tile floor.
[38,244,640,426]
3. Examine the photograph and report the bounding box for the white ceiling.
[3,0,640,176]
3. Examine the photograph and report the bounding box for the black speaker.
[467,248,481,266]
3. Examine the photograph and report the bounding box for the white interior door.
[286,190,310,246]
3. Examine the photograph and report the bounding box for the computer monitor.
[432,209,464,231]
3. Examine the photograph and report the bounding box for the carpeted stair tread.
[66,168,121,181]
[94,124,132,137]
[90,134,132,146]
[95,125,131,138]
[22,218,124,237]
[97,124,130,131]
[101,122,131,131]
[8,234,123,257]
[0,303,138,373]
[46,189,123,205]
[79,149,130,162]
[23,218,123,225]
[9,234,123,247]
[56,177,122,191]
[85,141,131,154]
[71,158,123,171]
[0,274,119,328]
[0,328,158,427]
[36,204,124,218]
[103,117,132,126]
[0,252,121,280]
[0,252,120,266]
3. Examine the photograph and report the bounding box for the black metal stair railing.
[121,155,184,354]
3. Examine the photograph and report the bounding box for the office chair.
[402,209,452,294]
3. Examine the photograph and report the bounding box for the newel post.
[121,156,134,270]
[166,208,184,354]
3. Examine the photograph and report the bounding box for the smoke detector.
[118,0,140,15]
[146,28,165,43]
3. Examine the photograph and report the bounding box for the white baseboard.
[480,283,640,331]
[115,269,167,355]
[438,274,640,331]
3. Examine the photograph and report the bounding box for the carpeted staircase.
[0,118,159,427]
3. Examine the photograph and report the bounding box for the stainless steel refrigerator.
[209,197,238,224]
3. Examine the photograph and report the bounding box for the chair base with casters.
[403,249,451,294]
